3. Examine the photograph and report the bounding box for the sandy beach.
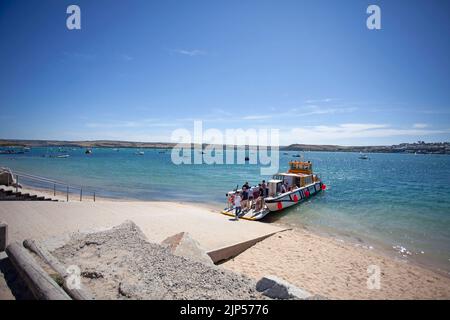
[222,228,450,299]
[1,195,449,300]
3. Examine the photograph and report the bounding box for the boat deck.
[221,207,271,221]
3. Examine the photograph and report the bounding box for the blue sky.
[0,0,449,146]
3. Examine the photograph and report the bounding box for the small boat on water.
[135,151,145,155]
[358,153,369,160]
[48,154,69,158]
[221,160,326,221]
[0,149,25,155]
[85,149,92,154]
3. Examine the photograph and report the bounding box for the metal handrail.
[6,169,97,202]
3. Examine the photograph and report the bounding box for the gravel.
[52,220,265,300]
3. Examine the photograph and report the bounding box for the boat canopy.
[275,172,310,178]
[288,161,313,175]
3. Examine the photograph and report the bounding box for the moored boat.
[264,161,325,212]
[222,160,326,221]
[358,152,369,160]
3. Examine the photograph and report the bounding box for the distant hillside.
[0,139,449,154]
[282,142,450,154]
[0,139,175,149]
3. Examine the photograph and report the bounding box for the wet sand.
[222,228,450,299]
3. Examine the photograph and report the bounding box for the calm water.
[1,147,450,273]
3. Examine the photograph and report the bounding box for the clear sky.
[0,0,449,146]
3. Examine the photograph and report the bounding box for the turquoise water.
[1,147,450,273]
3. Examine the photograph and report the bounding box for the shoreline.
[2,177,450,299]
[279,220,450,279]
[10,183,223,212]
[0,195,449,299]
[1,140,450,155]
[10,182,450,279]
[221,227,450,299]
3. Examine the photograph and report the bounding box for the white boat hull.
[264,182,323,212]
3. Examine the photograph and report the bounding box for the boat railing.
[4,169,97,202]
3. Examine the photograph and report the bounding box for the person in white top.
[281,182,287,194]
[234,192,242,220]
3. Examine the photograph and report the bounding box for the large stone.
[162,232,214,266]
[0,222,8,252]
[256,275,312,300]
[0,167,16,186]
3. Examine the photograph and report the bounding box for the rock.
[0,167,17,187]
[256,275,313,300]
[118,282,140,299]
[162,232,214,266]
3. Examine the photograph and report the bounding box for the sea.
[1,146,449,274]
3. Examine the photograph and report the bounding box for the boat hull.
[264,182,323,212]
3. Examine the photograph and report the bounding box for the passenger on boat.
[227,193,235,210]
[281,182,287,194]
[257,184,265,209]
[252,187,259,202]
[241,187,249,211]
[254,192,263,212]
[247,186,254,208]
[234,192,242,219]
[258,184,264,199]
[262,180,268,197]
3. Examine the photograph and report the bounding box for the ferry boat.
[221,160,326,221]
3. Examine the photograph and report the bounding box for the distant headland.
[0,139,449,154]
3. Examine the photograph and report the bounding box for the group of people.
[228,180,269,219]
